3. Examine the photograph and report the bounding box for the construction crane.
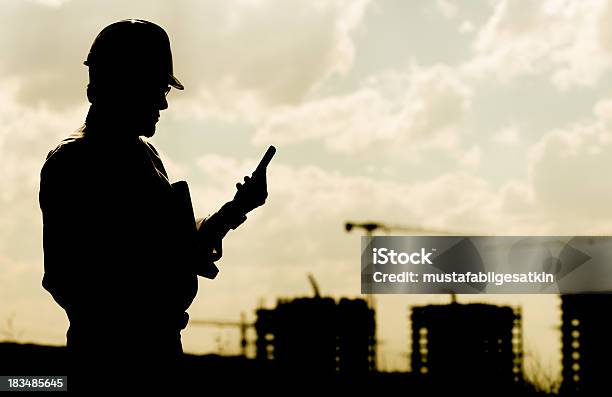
[189,276,323,357]
[307,273,321,298]
[345,220,486,304]
[345,221,476,312]
[345,221,479,236]
[188,312,253,357]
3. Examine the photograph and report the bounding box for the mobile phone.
[254,145,276,175]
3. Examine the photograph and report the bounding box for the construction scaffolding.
[410,302,523,386]
[561,294,612,395]
[254,296,376,374]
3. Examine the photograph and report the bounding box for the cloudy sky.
[3,0,612,381]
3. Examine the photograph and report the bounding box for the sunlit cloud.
[465,0,612,89]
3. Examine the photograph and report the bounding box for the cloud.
[187,92,612,241]
[435,0,458,20]
[253,64,476,164]
[170,0,373,120]
[527,97,612,231]
[459,20,475,34]
[492,126,521,145]
[190,153,521,253]
[0,78,85,257]
[0,79,83,199]
[27,0,71,7]
[465,0,612,89]
[0,0,372,119]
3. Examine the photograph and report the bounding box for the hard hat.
[84,19,184,90]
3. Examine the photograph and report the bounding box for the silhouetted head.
[84,19,184,138]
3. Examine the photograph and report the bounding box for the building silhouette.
[561,294,612,395]
[254,297,376,374]
[411,302,523,387]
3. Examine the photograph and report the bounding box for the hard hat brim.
[169,74,184,90]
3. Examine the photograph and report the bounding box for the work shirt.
[39,124,235,360]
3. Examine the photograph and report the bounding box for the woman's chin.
[138,123,157,138]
